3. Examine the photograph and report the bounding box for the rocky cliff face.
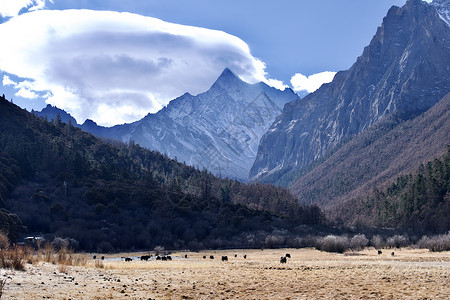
[80,68,298,180]
[250,0,450,182]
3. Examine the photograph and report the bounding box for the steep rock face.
[250,0,450,182]
[82,68,298,180]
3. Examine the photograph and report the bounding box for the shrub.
[66,238,79,251]
[94,260,104,269]
[56,246,71,265]
[0,246,28,271]
[386,235,409,248]
[350,234,369,251]
[0,232,9,250]
[265,235,286,248]
[417,233,450,252]
[154,245,164,254]
[371,235,384,249]
[58,264,69,274]
[72,255,87,266]
[288,235,317,248]
[52,237,69,250]
[315,235,349,253]
[43,243,54,263]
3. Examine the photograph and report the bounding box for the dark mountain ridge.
[34,104,78,126]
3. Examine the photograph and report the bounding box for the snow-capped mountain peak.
[75,68,299,180]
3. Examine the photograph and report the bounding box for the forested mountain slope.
[292,93,449,230]
[0,95,322,251]
[332,145,450,234]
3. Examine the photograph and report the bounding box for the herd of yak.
[93,250,393,263]
[93,253,293,263]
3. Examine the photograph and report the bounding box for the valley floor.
[1,248,449,299]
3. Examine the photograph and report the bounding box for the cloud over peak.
[290,71,336,95]
[0,9,284,126]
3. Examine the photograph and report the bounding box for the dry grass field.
[1,248,449,299]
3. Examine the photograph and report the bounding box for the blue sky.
[46,0,408,79]
[0,0,415,126]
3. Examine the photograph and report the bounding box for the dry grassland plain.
[1,248,449,299]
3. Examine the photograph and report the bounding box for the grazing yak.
[166,256,172,260]
[93,255,96,260]
[124,257,132,262]
[101,256,105,260]
[280,257,287,264]
[378,250,382,255]
[391,252,395,256]
[140,255,151,261]
[222,256,228,261]
[203,256,206,259]
[210,255,214,259]
[285,254,291,258]
[243,255,247,259]
[156,256,162,260]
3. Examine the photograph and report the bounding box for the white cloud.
[2,75,17,86]
[16,87,39,99]
[0,9,285,126]
[2,74,50,99]
[264,78,288,91]
[0,0,50,17]
[290,71,336,94]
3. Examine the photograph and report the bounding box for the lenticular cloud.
[0,9,281,126]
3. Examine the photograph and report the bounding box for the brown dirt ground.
[1,248,449,299]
